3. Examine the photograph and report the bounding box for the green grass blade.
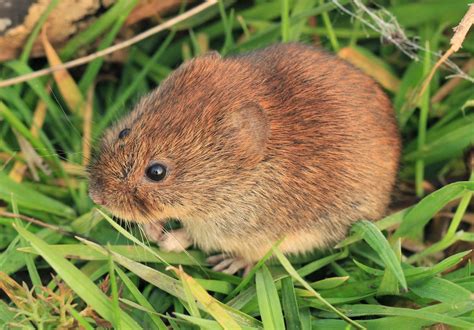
[338,303,474,328]
[394,181,474,238]
[272,247,365,329]
[14,224,142,329]
[94,30,176,136]
[115,267,167,330]
[107,254,121,329]
[410,277,473,304]
[353,221,407,290]
[256,265,285,330]
[0,171,75,218]
[415,41,431,197]
[281,0,290,42]
[19,243,205,265]
[20,0,59,62]
[281,276,302,330]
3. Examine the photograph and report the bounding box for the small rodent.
[89,43,400,274]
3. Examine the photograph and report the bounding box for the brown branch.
[0,0,218,88]
[0,211,92,241]
[416,4,473,104]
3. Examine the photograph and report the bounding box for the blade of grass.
[218,0,234,54]
[78,1,138,92]
[20,0,59,63]
[394,181,474,238]
[95,30,176,136]
[407,171,474,263]
[255,265,285,330]
[107,253,121,330]
[0,171,75,218]
[78,237,261,327]
[115,267,167,330]
[415,41,431,197]
[8,207,41,298]
[60,0,139,60]
[175,265,201,318]
[68,306,94,330]
[14,224,142,329]
[169,266,242,329]
[319,0,340,51]
[272,247,365,329]
[353,221,407,290]
[410,277,473,304]
[281,0,290,42]
[0,101,60,167]
[281,276,302,330]
[41,28,85,115]
[18,243,205,265]
[336,303,474,328]
[297,249,348,277]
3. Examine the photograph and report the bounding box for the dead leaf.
[338,46,400,92]
[41,26,85,115]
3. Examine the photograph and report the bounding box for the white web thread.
[332,0,474,82]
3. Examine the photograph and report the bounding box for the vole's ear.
[202,50,221,59]
[228,102,269,162]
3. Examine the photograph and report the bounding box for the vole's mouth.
[99,204,154,224]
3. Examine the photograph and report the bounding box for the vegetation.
[0,0,473,328]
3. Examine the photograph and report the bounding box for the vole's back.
[206,43,401,255]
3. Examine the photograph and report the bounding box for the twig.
[0,210,92,241]
[416,4,474,103]
[0,0,218,88]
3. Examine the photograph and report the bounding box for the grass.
[0,0,473,328]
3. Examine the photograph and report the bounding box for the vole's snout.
[88,174,107,206]
[88,188,106,206]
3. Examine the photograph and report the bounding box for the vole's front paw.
[158,229,193,253]
[207,254,253,275]
[143,222,164,242]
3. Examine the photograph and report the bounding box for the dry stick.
[0,210,94,241]
[416,4,474,104]
[0,0,218,88]
[0,211,63,232]
[431,59,474,104]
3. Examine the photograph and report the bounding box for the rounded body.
[89,43,401,263]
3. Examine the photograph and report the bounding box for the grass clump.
[1,0,474,329]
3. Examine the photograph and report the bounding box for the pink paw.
[143,222,164,242]
[207,254,253,275]
[158,229,193,253]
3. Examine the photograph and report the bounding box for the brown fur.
[89,43,401,262]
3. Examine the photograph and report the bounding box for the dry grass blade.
[41,26,84,114]
[8,96,49,183]
[338,46,400,92]
[0,0,218,88]
[168,266,242,330]
[83,87,94,166]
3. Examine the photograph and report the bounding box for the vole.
[89,43,400,274]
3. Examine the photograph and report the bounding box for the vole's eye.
[146,163,167,182]
[118,128,130,139]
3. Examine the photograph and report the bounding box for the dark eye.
[118,128,130,139]
[146,163,167,182]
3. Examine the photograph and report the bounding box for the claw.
[207,254,253,275]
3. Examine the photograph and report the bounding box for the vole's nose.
[89,190,106,206]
